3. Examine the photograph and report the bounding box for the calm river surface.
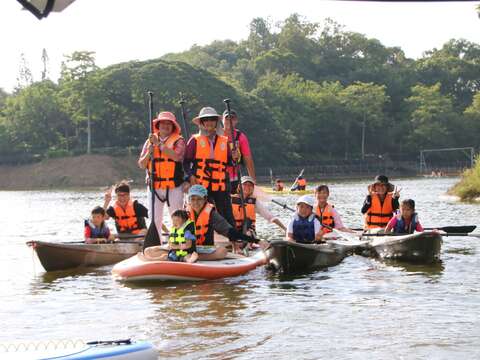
[1,177,479,359]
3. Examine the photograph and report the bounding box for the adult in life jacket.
[84,206,115,244]
[385,199,424,234]
[287,195,323,244]
[138,111,186,234]
[361,175,400,230]
[314,185,353,236]
[187,185,256,260]
[103,181,148,237]
[221,109,256,194]
[232,176,286,234]
[294,176,307,191]
[184,107,238,226]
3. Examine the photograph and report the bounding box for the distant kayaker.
[291,176,307,191]
[361,175,400,230]
[274,179,284,192]
[232,176,287,235]
[221,109,256,193]
[287,195,323,243]
[314,185,352,235]
[144,209,198,263]
[184,107,237,226]
[138,111,186,233]
[187,185,256,260]
[84,206,115,243]
[385,199,424,234]
[103,181,148,236]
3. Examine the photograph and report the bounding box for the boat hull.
[363,232,443,263]
[27,241,143,272]
[112,251,267,282]
[265,240,348,274]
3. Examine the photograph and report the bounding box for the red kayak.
[112,251,267,282]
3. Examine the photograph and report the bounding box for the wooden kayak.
[360,231,443,263]
[264,240,350,274]
[259,187,313,195]
[112,251,267,282]
[1,339,157,360]
[26,240,143,272]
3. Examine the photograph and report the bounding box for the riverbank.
[448,158,480,201]
[0,154,145,190]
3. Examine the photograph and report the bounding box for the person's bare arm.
[243,155,256,180]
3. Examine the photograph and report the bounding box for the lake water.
[1,177,479,359]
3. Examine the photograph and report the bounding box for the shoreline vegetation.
[0,154,463,191]
[449,157,480,201]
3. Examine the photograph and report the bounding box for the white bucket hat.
[240,176,255,185]
[296,195,315,208]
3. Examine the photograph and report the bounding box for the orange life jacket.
[148,133,184,189]
[297,178,307,187]
[194,134,228,192]
[316,203,335,234]
[113,200,142,234]
[189,203,214,246]
[231,195,256,231]
[365,193,394,229]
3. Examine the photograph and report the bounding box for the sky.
[1,0,479,92]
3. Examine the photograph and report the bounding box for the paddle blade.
[438,225,476,233]
[143,221,161,251]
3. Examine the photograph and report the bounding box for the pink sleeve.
[173,138,186,160]
[239,133,251,157]
[416,221,424,232]
[332,208,344,229]
[386,216,397,230]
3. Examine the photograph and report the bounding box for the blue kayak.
[1,339,157,359]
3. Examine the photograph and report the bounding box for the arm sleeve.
[173,138,186,160]
[361,195,372,214]
[139,140,149,158]
[184,229,196,242]
[84,226,91,238]
[134,201,149,218]
[106,206,115,218]
[239,133,251,157]
[314,218,322,235]
[332,208,344,229]
[211,210,233,237]
[255,200,277,223]
[183,137,196,178]
[287,218,294,234]
[392,197,400,211]
[416,220,424,232]
[385,217,397,231]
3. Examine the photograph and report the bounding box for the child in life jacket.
[385,199,424,234]
[287,195,323,243]
[144,210,198,263]
[274,179,284,192]
[84,206,114,244]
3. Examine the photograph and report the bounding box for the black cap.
[374,175,389,184]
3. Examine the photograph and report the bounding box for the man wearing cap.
[232,176,286,235]
[138,111,186,233]
[361,175,401,230]
[221,109,256,194]
[183,107,237,226]
[287,195,323,243]
[187,184,256,260]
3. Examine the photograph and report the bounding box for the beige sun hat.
[192,107,221,126]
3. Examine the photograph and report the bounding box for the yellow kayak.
[260,187,313,195]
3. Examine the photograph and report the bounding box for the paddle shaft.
[271,199,295,212]
[289,168,305,191]
[148,91,155,224]
[224,98,249,234]
[179,92,190,139]
[351,225,476,233]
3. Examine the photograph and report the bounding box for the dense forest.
[1,15,480,166]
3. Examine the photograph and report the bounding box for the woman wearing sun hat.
[138,111,186,233]
[183,106,238,226]
[361,175,401,230]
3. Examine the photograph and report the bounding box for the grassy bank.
[0,154,145,190]
[449,157,480,201]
